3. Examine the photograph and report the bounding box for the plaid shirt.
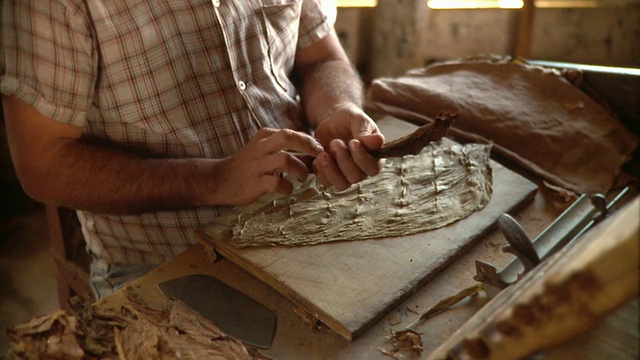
[1,0,332,265]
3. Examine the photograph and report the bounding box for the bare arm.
[294,32,385,190]
[295,30,364,127]
[2,96,322,214]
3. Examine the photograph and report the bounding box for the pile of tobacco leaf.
[6,293,271,360]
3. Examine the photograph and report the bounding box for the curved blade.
[158,274,276,349]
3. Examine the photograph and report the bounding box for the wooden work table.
[96,117,639,359]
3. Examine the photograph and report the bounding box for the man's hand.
[212,128,324,205]
[293,28,385,191]
[312,103,385,191]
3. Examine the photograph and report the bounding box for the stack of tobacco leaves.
[6,293,271,360]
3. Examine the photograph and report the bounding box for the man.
[1,0,384,298]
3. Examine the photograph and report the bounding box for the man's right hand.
[205,128,324,206]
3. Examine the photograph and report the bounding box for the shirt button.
[212,0,220,7]
[238,81,246,90]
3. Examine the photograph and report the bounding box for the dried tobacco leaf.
[392,329,423,353]
[168,300,258,359]
[6,294,270,360]
[386,284,485,357]
[377,346,404,359]
[415,284,484,324]
[114,317,251,360]
[6,310,84,360]
[369,110,456,158]
[205,142,493,248]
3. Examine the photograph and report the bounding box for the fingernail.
[349,140,359,152]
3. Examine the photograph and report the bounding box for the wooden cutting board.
[197,117,537,340]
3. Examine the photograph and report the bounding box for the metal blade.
[158,274,276,349]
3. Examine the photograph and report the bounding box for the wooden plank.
[197,118,538,340]
[543,298,639,360]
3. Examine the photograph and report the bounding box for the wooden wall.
[335,3,640,81]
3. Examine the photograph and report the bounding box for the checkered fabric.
[1,0,332,265]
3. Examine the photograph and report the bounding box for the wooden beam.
[514,0,535,58]
[369,0,430,79]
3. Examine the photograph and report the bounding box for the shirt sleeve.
[297,0,335,49]
[0,0,96,127]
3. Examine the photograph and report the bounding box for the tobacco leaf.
[369,110,457,158]
[391,329,423,353]
[6,310,85,360]
[206,142,493,248]
[387,284,484,356]
[6,293,270,360]
[377,346,405,359]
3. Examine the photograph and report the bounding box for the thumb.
[352,118,385,150]
[359,132,385,150]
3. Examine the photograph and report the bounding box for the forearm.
[299,58,364,128]
[5,95,327,214]
[295,32,365,128]
[20,138,223,214]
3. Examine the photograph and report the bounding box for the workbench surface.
[96,118,639,359]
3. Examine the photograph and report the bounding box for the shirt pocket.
[260,0,302,92]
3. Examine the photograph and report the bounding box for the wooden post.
[369,0,430,79]
[514,0,535,59]
[46,205,95,309]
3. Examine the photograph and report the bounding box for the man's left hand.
[312,103,385,191]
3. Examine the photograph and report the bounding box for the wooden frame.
[46,204,95,309]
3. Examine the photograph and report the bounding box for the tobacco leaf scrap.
[391,329,424,353]
[378,346,405,359]
[383,285,485,358]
